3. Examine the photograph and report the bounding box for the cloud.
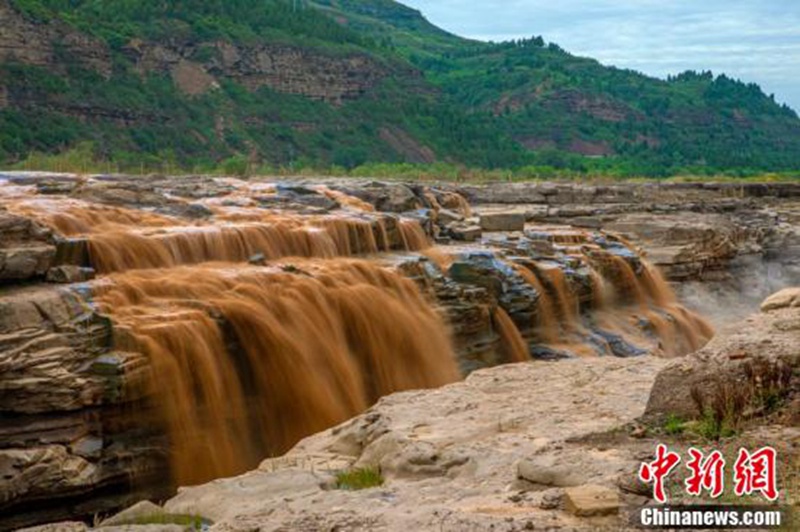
[401,0,800,110]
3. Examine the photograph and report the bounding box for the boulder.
[436,208,463,225]
[448,223,481,242]
[377,184,422,212]
[761,288,800,312]
[646,289,800,419]
[0,246,56,281]
[46,265,96,284]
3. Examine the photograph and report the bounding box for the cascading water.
[0,176,715,493]
[6,194,430,273]
[94,261,460,486]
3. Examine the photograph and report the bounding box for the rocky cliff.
[1,174,799,530]
[24,287,798,532]
[0,0,395,106]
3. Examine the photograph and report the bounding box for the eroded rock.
[480,212,526,232]
[646,289,800,419]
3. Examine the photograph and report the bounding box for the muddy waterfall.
[8,175,799,529]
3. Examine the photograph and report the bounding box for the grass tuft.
[663,414,686,435]
[335,466,384,490]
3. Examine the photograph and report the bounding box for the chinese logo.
[639,444,779,503]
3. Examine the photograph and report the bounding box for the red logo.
[639,444,682,503]
[733,447,779,501]
[639,445,780,503]
[685,448,726,498]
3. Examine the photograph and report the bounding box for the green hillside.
[1,0,799,177]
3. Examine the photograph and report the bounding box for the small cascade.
[511,263,560,343]
[540,266,580,330]
[518,255,712,358]
[492,307,530,363]
[3,186,430,273]
[317,186,376,212]
[398,219,432,251]
[433,229,714,361]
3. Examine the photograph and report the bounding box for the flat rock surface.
[165,357,667,531]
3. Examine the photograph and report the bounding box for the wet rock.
[569,216,605,229]
[479,212,526,232]
[76,184,167,207]
[46,265,96,284]
[436,208,463,225]
[69,436,103,460]
[0,211,52,243]
[563,485,621,517]
[340,183,422,212]
[448,252,540,326]
[530,345,575,361]
[161,202,214,219]
[248,252,266,265]
[448,223,482,242]
[273,185,338,210]
[0,246,56,281]
[593,330,648,358]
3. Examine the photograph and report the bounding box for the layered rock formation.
[0,2,112,78]
[445,180,800,324]
[2,173,798,530]
[35,287,795,532]
[0,0,395,107]
[127,40,393,103]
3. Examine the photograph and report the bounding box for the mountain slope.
[314,1,800,175]
[0,0,523,171]
[1,0,799,176]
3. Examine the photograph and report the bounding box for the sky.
[401,0,800,112]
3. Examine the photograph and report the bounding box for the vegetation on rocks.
[335,466,385,490]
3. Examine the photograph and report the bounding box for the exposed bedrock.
[0,173,795,529]
[19,289,800,532]
[444,180,800,323]
[138,289,799,532]
[645,287,800,420]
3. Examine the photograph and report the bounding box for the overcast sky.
[401,0,800,112]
